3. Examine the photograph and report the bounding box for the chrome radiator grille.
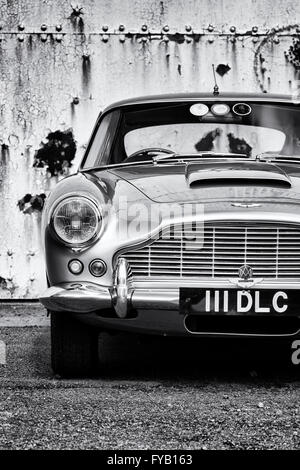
[119,223,300,279]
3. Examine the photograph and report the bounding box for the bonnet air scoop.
[186,161,291,188]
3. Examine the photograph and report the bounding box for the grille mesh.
[119,222,300,279]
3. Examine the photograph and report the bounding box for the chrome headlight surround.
[50,195,102,247]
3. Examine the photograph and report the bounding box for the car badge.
[238,264,253,281]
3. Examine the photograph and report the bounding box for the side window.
[83,110,120,168]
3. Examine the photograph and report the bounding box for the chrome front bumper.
[40,258,300,317]
[39,286,179,314]
[39,283,179,313]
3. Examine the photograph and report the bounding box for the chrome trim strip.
[132,279,300,289]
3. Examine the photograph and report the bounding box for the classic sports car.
[40,92,300,376]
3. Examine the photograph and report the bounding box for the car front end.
[39,93,300,375]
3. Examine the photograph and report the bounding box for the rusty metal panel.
[0,0,300,297]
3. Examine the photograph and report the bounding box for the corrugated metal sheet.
[1,0,300,297]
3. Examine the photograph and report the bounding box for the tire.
[50,311,99,377]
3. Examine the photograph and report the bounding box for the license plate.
[180,288,297,315]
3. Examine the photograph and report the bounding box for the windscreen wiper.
[152,151,248,163]
[256,153,300,164]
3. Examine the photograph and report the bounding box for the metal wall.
[1,0,300,297]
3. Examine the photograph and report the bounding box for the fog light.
[68,259,84,275]
[89,259,107,277]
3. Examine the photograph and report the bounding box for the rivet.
[185,36,192,43]
[56,34,63,42]
[40,33,47,42]
[162,34,169,43]
[41,23,47,31]
[56,24,62,32]
[18,23,25,31]
[252,26,258,34]
[82,52,89,60]
[230,26,236,33]
[102,25,108,32]
[252,36,259,43]
[119,34,126,42]
[7,249,14,257]
[102,34,109,42]
[230,36,236,43]
[72,96,80,105]
[17,33,24,42]
[273,35,280,44]
[162,25,169,32]
[185,24,192,32]
[141,24,148,32]
[140,36,148,43]
[208,36,214,43]
[119,24,125,32]
[207,24,214,32]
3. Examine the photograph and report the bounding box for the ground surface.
[0,303,299,450]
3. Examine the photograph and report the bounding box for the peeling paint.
[0,276,7,290]
[286,37,300,69]
[216,63,231,76]
[17,193,46,214]
[33,129,76,176]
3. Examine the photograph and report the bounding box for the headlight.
[51,196,101,245]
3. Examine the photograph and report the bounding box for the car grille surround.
[119,222,300,280]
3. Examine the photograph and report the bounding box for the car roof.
[102,92,298,113]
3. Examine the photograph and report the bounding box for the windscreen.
[82,101,300,168]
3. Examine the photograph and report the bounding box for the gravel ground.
[0,304,299,450]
